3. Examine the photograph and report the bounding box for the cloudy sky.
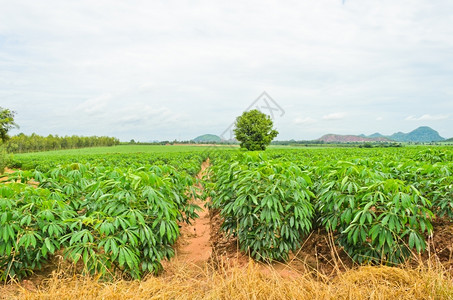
[1,0,452,141]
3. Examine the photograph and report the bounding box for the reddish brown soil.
[208,208,453,278]
[0,168,39,186]
[0,167,14,180]
[423,217,453,275]
[209,208,249,268]
[208,208,353,278]
[172,159,212,265]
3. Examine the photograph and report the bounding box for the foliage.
[5,133,120,153]
[0,153,203,280]
[9,150,206,176]
[0,107,19,143]
[0,146,9,174]
[208,153,313,261]
[2,145,453,281]
[207,147,453,266]
[315,161,433,264]
[0,183,72,280]
[234,109,278,151]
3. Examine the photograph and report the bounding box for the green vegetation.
[0,150,206,280]
[208,152,314,261]
[315,161,432,264]
[234,109,278,151]
[0,107,19,143]
[0,148,9,174]
[207,147,453,264]
[1,106,120,156]
[4,134,120,153]
[1,144,453,281]
[8,145,234,173]
[14,144,233,157]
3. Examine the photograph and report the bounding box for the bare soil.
[0,167,39,186]
[423,217,453,275]
[208,208,353,278]
[172,159,212,265]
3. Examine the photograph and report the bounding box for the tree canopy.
[234,109,278,151]
[0,107,19,143]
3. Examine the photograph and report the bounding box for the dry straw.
[1,257,452,300]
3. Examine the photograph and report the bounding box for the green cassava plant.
[315,161,433,265]
[0,160,201,281]
[209,153,314,261]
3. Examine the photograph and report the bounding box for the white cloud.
[376,116,383,121]
[322,113,346,121]
[405,114,450,121]
[76,94,112,115]
[1,1,453,140]
[294,117,317,125]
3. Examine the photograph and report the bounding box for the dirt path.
[173,159,344,277]
[173,159,212,265]
[0,168,39,186]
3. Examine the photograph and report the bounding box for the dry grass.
[1,259,452,300]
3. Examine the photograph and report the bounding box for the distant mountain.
[445,137,453,142]
[318,134,390,143]
[359,132,387,139]
[389,126,445,142]
[368,132,386,138]
[389,132,406,141]
[192,134,222,143]
[317,127,444,143]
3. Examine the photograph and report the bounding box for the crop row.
[8,151,207,176]
[0,153,204,280]
[206,148,453,264]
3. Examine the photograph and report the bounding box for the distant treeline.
[271,140,405,148]
[124,139,407,148]
[271,140,325,145]
[4,133,120,153]
[126,139,237,145]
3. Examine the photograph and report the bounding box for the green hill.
[321,127,445,143]
[368,132,386,139]
[389,126,445,142]
[192,134,222,143]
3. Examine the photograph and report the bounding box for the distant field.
[13,144,237,157]
[12,143,451,159]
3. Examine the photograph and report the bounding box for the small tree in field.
[0,107,18,143]
[0,107,18,173]
[234,109,278,151]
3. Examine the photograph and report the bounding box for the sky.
[1,0,452,141]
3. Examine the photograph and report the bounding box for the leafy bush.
[315,162,434,265]
[0,183,73,280]
[0,163,200,281]
[209,153,314,261]
[0,147,9,174]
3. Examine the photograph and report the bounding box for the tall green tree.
[234,109,278,151]
[0,107,19,143]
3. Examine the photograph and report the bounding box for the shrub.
[209,153,314,261]
[315,162,433,265]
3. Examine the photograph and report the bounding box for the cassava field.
[1,145,453,299]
